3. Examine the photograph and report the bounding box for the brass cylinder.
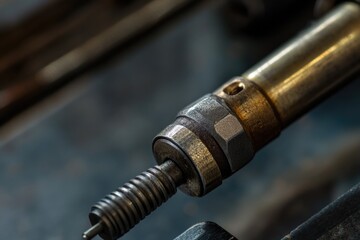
[243,2,360,126]
[216,2,360,150]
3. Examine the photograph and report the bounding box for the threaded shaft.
[85,160,183,240]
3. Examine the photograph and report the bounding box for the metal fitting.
[153,124,222,196]
[215,77,282,150]
[153,94,255,196]
[178,95,254,172]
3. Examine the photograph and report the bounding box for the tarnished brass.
[243,2,360,126]
[216,2,360,149]
[215,78,281,150]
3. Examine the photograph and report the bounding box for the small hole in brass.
[223,82,244,95]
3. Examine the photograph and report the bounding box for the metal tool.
[175,222,237,240]
[83,2,360,239]
[281,182,360,240]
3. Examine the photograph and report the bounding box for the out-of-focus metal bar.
[282,182,360,240]
[38,0,196,83]
[0,0,198,125]
[243,2,360,126]
[174,222,237,240]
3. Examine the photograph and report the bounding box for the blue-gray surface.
[0,0,49,26]
[0,3,360,240]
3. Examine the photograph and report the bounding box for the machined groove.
[88,160,183,239]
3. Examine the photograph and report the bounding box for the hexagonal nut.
[178,94,254,173]
[214,114,254,171]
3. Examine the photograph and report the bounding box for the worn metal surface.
[174,222,237,240]
[215,77,281,150]
[154,124,222,196]
[178,94,254,172]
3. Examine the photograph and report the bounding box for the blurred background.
[0,0,359,239]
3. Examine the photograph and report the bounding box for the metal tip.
[82,234,90,240]
[83,222,103,240]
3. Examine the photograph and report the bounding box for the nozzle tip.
[82,222,103,240]
[82,234,90,240]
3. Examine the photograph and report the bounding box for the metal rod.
[84,160,184,239]
[82,222,103,240]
